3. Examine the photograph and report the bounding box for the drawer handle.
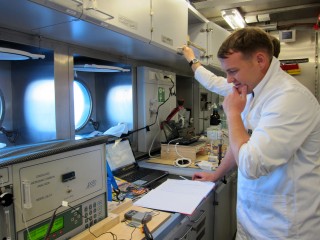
[86,7,114,20]
[191,210,205,223]
[175,224,193,240]
[70,0,83,5]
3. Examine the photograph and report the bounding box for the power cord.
[121,75,175,138]
[14,200,32,240]
[172,143,192,168]
[166,137,182,153]
[44,205,63,239]
[148,119,161,158]
[45,201,118,240]
[147,75,175,129]
[122,211,155,240]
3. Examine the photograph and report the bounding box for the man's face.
[220,51,262,94]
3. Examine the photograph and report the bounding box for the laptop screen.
[106,139,136,171]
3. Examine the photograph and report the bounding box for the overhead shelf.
[188,3,209,24]
[74,64,130,72]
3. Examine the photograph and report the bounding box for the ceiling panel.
[190,0,320,31]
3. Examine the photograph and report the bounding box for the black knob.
[0,192,13,207]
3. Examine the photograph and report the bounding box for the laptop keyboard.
[121,168,154,182]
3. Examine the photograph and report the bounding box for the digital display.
[279,30,296,42]
[27,216,64,240]
[282,31,292,40]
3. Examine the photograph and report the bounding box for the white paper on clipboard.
[134,179,215,215]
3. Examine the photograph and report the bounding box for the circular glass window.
[0,89,4,126]
[74,80,92,131]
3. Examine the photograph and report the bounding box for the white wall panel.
[137,67,177,153]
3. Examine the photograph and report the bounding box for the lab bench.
[71,165,236,240]
[139,159,237,240]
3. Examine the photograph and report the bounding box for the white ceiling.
[190,0,320,31]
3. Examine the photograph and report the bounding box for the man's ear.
[256,52,268,70]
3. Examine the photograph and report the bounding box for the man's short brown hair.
[218,27,274,61]
[269,35,281,58]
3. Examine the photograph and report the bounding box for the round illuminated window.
[0,89,4,126]
[74,80,92,131]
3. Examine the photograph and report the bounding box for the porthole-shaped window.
[0,89,5,126]
[74,80,92,131]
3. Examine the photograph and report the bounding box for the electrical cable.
[172,143,192,168]
[123,211,154,240]
[44,205,63,239]
[143,223,153,240]
[14,201,32,240]
[43,202,118,240]
[120,219,136,240]
[148,123,161,158]
[166,137,182,153]
[67,203,118,240]
[123,75,175,138]
[148,76,175,128]
[174,143,186,159]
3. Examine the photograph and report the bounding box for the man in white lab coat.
[182,27,320,239]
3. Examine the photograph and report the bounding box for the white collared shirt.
[195,58,320,239]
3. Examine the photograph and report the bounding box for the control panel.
[18,195,106,240]
[0,139,108,240]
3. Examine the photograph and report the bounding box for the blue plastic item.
[106,161,120,202]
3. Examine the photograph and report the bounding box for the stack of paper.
[134,179,215,215]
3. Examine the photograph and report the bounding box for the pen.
[179,176,188,180]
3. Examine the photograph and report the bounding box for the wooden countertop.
[71,199,171,240]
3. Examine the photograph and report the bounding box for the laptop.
[162,121,199,145]
[106,139,168,187]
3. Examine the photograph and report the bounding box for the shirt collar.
[252,57,280,97]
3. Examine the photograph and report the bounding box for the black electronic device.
[124,210,139,220]
[162,121,199,145]
[124,210,152,224]
[124,210,153,239]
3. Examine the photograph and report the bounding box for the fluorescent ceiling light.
[74,64,130,72]
[221,9,246,30]
[0,47,45,60]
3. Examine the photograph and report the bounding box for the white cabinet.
[151,0,188,53]
[82,0,151,43]
[188,19,230,70]
[214,172,237,240]
[30,0,189,53]
[29,0,84,18]
[188,22,208,65]
[160,191,215,240]
[33,0,151,42]
[83,0,189,50]
[207,22,230,69]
